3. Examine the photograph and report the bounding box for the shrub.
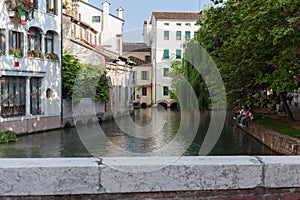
[0,130,17,143]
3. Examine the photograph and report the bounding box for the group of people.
[235,106,254,127]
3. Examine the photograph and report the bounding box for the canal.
[0,109,277,158]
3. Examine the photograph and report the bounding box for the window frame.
[164,31,169,40]
[176,31,181,40]
[176,49,181,59]
[142,87,147,96]
[0,77,26,118]
[163,49,169,59]
[163,68,169,77]
[163,86,169,96]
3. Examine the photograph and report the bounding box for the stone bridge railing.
[0,156,300,199]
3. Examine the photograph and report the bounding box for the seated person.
[236,106,245,123]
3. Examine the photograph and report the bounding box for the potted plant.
[27,49,34,57]
[12,48,23,58]
[45,52,59,61]
[11,0,35,23]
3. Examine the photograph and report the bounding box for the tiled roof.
[123,42,150,52]
[152,12,203,19]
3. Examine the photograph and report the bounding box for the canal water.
[0,109,277,158]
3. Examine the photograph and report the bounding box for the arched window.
[45,31,54,53]
[28,27,41,51]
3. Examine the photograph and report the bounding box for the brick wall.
[2,188,300,199]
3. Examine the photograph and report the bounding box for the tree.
[195,0,300,119]
[62,51,109,103]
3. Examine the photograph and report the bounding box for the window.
[163,86,169,96]
[142,87,147,96]
[176,23,181,26]
[0,77,26,118]
[33,0,38,10]
[164,31,169,40]
[145,55,151,63]
[176,49,181,59]
[176,31,181,40]
[0,29,6,55]
[163,68,169,77]
[45,31,54,53]
[185,23,191,26]
[92,16,101,23]
[28,27,41,51]
[132,71,137,84]
[30,78,41,115]
[9,31,24,56]
[164,23,169,26]
[163,49,169,59]
[141,71,149,80]
[46,0,58,15]
[79,13,81,21]
[194,31,198,40]
[185,31,191,39]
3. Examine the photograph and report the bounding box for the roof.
[152,12,203,20]
[123,42,150,52]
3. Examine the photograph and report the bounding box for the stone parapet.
[0,156,300,198]
[244,122,300,155]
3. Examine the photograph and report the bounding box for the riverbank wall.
[241,122,300,155]
[1,156,300,199]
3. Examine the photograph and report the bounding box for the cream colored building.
[123,42,152,108]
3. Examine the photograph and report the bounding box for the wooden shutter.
[20,32,24,56]
[54,0,58,15]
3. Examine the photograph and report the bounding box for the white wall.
[0,1,62,132]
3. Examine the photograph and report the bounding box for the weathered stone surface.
[259,156,300,188]
[0,158,100,196]
[100,156,263,193]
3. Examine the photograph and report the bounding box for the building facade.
[62,1,133,122]
[123,42,152,108]
[63,0,124,55]
[144,12,202,108]
[0,0,62,134]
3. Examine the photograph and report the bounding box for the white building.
[0,0,62,134]
[74,0,124,55]
[144,12,202,108]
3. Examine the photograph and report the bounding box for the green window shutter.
[54,0,58,15]
[164,31,169,37]
[34,0,38,10]
[176,31,181,36]
[163,49,169,59]
[185,31,190,39]
[176,49,181,59]
[20,32,24,57]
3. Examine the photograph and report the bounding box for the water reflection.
[0,109,277,158]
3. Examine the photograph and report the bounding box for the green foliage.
[0,130,17,143]
[170,54,211,110]
[72,63,109,103]
[62,51,109,102]
[14,0,35,22]
[197,0,300,108]
[255,118,300,139]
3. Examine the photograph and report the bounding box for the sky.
[88,0,213,41]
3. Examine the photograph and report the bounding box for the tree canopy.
[196,0,300,108]
[62,51,109,103]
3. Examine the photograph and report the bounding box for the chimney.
[117,7,124,19]
[102,1,110,15]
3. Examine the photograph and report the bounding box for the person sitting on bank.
[241,107,253,127]
[236,106,245,124]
